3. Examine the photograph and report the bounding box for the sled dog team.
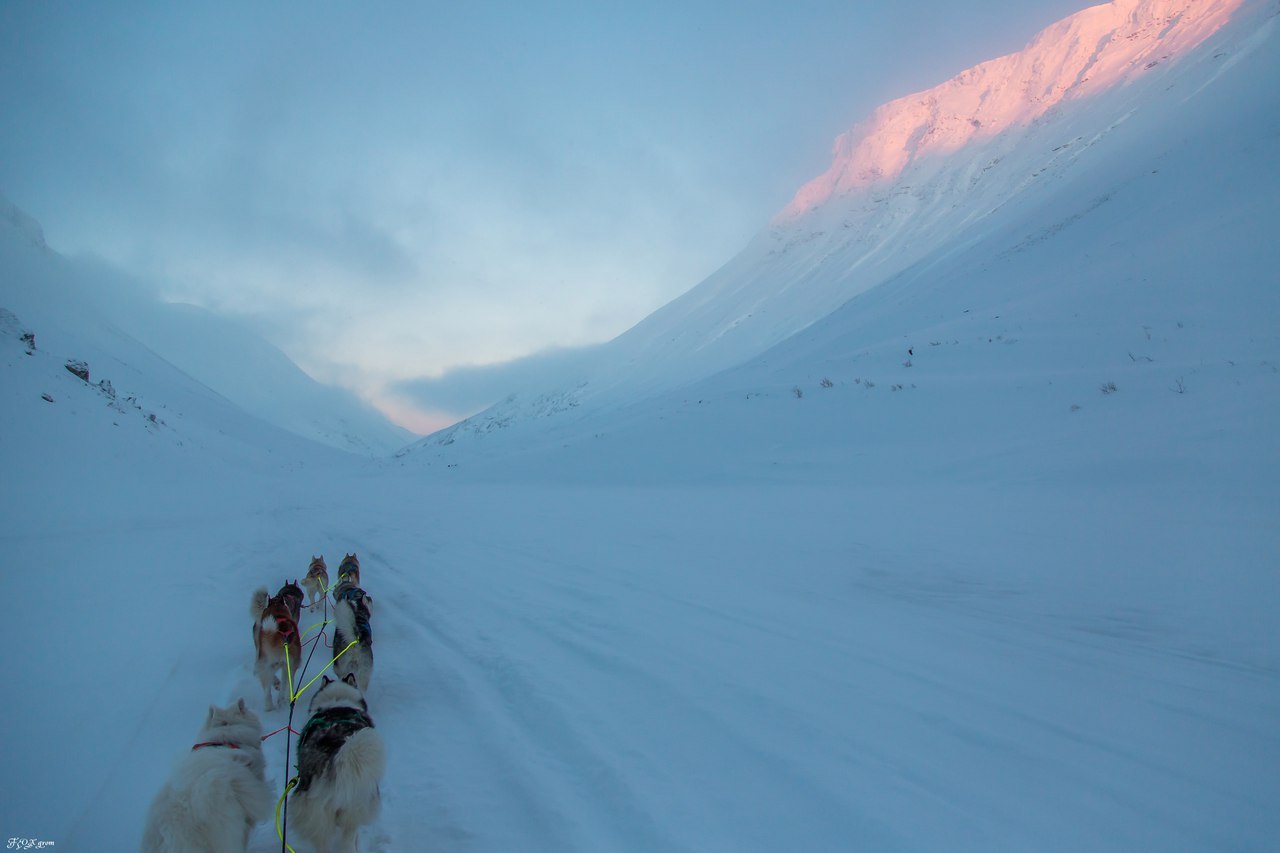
[141,553,385,853]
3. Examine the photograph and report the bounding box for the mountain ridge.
[779,0,1244,219]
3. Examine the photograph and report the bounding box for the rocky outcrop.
[64,359,90,383]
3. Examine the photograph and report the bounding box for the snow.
[2,0,1279,850]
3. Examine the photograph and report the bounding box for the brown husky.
[302,556,329,612]
[250,583,303,711]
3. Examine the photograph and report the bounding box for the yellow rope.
[291,640,359,701]
[300,618,332,641]
[274,776,299,853]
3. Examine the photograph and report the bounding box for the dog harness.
[354,609,372,643]
[263,590,300,639]
[191,741,241,751]
[335,585,366,604]
[333,585,372,643]
[295,707,375,792]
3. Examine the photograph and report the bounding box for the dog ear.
[342,672,358,688]
[322,675,333,686]
[207,704,217,722]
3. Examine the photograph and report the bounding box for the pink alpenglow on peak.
[778,0,1244,220]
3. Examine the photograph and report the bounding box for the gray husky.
[332,588,374,692]
[140,698,271,852]
[289,673,386,853]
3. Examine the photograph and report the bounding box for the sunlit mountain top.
[779,0,1242,219]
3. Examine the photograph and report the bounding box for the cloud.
[391,344,598,420]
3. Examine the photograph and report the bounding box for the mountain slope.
[0,197,414,456]
[115,300,416,455]
[406,0,1273,453]
[781,0,1244,217]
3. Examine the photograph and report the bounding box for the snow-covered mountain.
[405,0,1275,457]
[0,197,414,456]
[112,300,416,455]
[780,0,1244,219]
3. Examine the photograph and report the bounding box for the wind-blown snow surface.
[3,1,1280,852]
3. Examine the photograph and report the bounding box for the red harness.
[191,741,241,751]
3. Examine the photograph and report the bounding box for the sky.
[0,0,1089,433]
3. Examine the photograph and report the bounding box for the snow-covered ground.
[2,0,1279,850]
[1,389,1276,849]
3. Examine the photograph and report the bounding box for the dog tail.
[334,727,386,805]
[250,586,269,619]
[333,598,356,650]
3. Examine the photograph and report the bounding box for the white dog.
[141,698,271,852]
[289,674,386,853]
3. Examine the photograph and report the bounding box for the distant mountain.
[402,0,1278,465]
[0,197,49,251]
[0,196,413,456]
[109,300,415,456]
